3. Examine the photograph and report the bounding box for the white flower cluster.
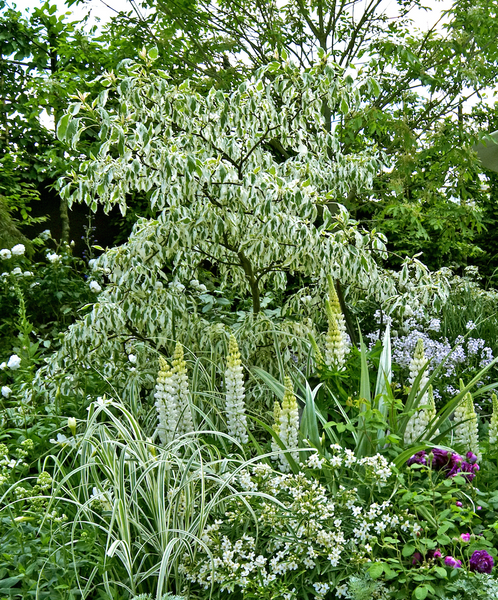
[224,335,248,444]
[453,391,481,461]
[190,278,208,293]
[154,342,194,445]
[89,280,102,293]
[181,458,416,599]
[0,245,25,260]
[6,354,21,370]
[324,445,393,486]
[489,393,498,446]
[47,252,61,263]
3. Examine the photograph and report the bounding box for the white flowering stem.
[490,393,498,447]
[278,375,300,472]
[224,335,248,444]
[453,391,481,461]
[154,342,195,444]
[171,342,194,435]
[324,277,349,370]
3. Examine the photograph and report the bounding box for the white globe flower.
[7,354,21,370]
[23,271,33,277]
[12,267,22,275]
[1,386,12,398]
[128,354,137,364]
[39,230,51,240]
[0,362,6,370]
[47,252,61,263]
[0,249,12,260]
[89,280,102,293]
[11,244,25,256]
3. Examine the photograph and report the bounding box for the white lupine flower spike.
[405,338,433,444]
[489,393,498,447]
[453,389,481,461]
[154,357,178,445]
[324,276,349,370]
[224,334,248,444]
[278,375,300,472]
[154,343,194,445]
[172,342,194,435]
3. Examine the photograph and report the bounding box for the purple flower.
[469,550,494,574]
[431,448,452,469]
[412,551,423,565]
[461,533,471,542]
[466,451,478,464]
[407,451,427,466]
[406,448,480,482]
[433,549,442,559]
[444,556,463,569]
[455,501,463,507]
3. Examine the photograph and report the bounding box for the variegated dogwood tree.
[33,51,450,400]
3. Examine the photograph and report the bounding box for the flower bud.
[68,417,77,435]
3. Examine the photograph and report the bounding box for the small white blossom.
[47,252,61,263]
[1,386,12,398]
[0,362,6,370]
[39,229,51,240]
[23,271,33,277]
[12,267,22,275]
[0,249,12,260]
[7,355,21,370]
[67,417,77,434]
[128,353,137,364]
[11,244,25,256]
[89,280,102,293]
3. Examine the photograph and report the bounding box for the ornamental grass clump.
[51,397,247,599]
[224,334,248,444]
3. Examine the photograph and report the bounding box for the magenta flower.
[461,533,471,542]
[455,501,463,507]
[469,550,494,574]
[433,549,442,559]
[444,556,462,569]
[412,551,423,565]
[466,451,478,464]
[407,451,427,467]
